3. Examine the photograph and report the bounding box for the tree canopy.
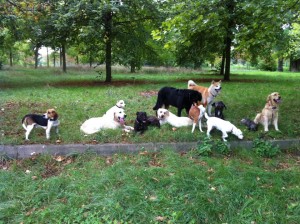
[1,0,300,80]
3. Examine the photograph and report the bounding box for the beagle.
[22,108,60,140]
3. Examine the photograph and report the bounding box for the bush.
[258,57,277,71]
[252,138,280,158]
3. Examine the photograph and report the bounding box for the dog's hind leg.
[198,118,203,132]
[191,123,196,133]
[25,125,34,140]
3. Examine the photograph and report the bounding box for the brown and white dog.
[189,104,206,133]
[22,108,60,140]
[254,92,282,132]
[188,80,222,116]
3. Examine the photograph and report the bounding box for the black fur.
[22,114,48,126]
[153,87,202,117]
[146,115,160,128]
[212,101,226,119]
[241,118,258,131]
[134,112,148,134]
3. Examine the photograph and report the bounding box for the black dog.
[212,101,226,119]
[241,118,258,131]
[153,87,202,117]
[134,112,148,134]
[146,115,160,128]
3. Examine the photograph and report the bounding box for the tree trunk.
[224,35,231,81]
[53,50,56,67]
[34,45,40,69]
[9,49,13,67]
[277,58,283,72]
[104,11,113,82]
[220,48,225,76]
[130,62,136,73]
[46,47,49,67]
[290,57,300,72]
[61,43,67,73]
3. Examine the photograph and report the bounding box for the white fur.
[80,108,133,134]
[191,105,206,133]
[157,108,193,128]
[205,113,243,142]
[104,100,126,119]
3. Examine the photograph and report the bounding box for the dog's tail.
[188,80,197,89]
[204,112,210,120]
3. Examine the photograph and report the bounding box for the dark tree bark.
[277,58,284,72]
[290,58,300,72]
[220,48,225,76]
[61,43,67,72]
[104,11,113,82]
[34,44,41,69]
[224,35,231,81]
[9,49,13,67]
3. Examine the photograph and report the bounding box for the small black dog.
[212,101,226,119]
[134,112,148,134]
[241,118,258,131]
[146,115,160,128]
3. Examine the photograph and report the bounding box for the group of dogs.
[21,80,282,142]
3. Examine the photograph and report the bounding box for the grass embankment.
[0,149,300,223]
[0,67,299,145]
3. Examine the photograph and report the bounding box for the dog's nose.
[124,114,127,118]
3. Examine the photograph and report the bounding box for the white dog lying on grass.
[205,113,243,142]
[80,100,133,134]
[157,108,193,127]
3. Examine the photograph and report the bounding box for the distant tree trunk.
[76,55,79,65]
[130,62,136,73]
[46,47,49,67]
[224,35,231,81]
[61,43,67,73]
[220,48,225,76]
[277,58,283,72]
[9,49,13,67]
[290,57,300,72]
[59,48,62,67]
[104,11,113,82]
[34,44,40,69]
[53,50,56,67]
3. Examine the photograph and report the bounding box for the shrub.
[252,138,280,158]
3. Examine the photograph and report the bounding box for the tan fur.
[189,104,206,133]
[254,92,281,132]
[188,80,222,115]
[46,108,58,120]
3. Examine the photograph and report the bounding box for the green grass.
[0,66,300,145]
[0,148,299,223]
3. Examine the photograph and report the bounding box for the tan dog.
[254,92,282,132]
[22,109,60,140]
[189,104,206,133]
[188,80,222,115]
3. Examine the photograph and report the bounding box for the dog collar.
[116,105,122,108]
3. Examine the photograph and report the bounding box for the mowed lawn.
[0,67,300,223]
[0,67,299,145]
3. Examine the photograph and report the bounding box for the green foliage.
[258,56,277,71]
[253,138,281,158]
[196,138,231,156]
[197,137,213,156]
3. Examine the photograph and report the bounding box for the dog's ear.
[165,110,169,116]
[212,102,215,107]
[211,80,215,84]
[136,112,139,116]
[266,94,272,102]
[219,80,222,83]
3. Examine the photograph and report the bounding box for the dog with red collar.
[22,108,60,140]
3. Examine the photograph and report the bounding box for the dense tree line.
[1,0,300,81]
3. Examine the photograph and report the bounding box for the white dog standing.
[205,113,243,142]
[157,108,193,128]
[104,100,126,119]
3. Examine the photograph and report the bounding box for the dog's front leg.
[273,118,279,131]
[207,103,212,116]
[263,118,269,132]
[222,132,228,142]
[46,121,54,139]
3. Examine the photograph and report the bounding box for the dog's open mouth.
[274,98,281,104]
[118,117,125,125]
[215,87,222,92]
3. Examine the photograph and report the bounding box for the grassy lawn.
[1,67,300,223]
[0,66,299,145]
[0,68,300,144]
[1,148,300,223]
